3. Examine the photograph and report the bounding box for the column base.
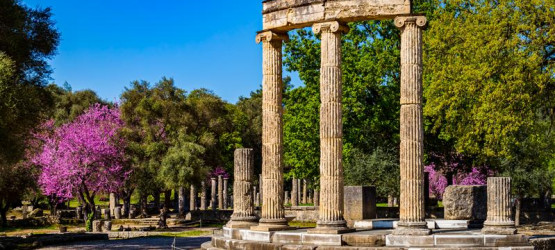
[307,220,354,234]
[250,218,290,232]
[481,226,517,235]
[393,221,431,235]
[226,220,258,229]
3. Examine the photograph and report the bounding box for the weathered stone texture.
[253,31,289,231]
[292,179,299,207]
[200,181,207,210]
[262,0,411,31]
[218,175,224,210]
[343,186,377,221]
[482,177,516,234]
[443,185,486,220]
[211,177,217,210]
[311,21,349,232]
[190,184,197,211]
[223,178,229,209]
[228,148,257,228]
[393,16,429,235]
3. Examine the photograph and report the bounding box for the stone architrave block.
[443,185,486,221]
[344,186,377,221]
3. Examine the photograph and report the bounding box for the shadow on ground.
[39,236,211,250]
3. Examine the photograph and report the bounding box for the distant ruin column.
[314,189,320,207]
[393,16,430,235]
[178,187,186,214]
[200,181,207,210]
[310,21,350,234]
[291,179,299,207]
[284,191,290,205]
[302,179,307,204]
[253,185,258,206]
[109,193,116,216]
[218,175,224,209]
[211,177,217,210]
[482,177,516,235]
[252,31,289,231]
[190,185,197,211]
[223,177,229,209]
[296,179,301,204]
[227,148,257,228]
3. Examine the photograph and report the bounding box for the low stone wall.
[0,233,108,249]
[530,236,555,250]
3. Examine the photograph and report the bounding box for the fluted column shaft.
[302,179,308,204]
[314,189,320,207]
[253,31,289,231]
[394,16,430,235]
[482,177,516,234]
[200,181,207,210]
[228,149,257,228]
[313,21,349,232]
[218,175,224,209]
[190,185,197,211]
[211,177,217,210]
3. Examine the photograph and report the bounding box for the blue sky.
[22,0,300,103]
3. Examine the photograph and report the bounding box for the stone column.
[223,177,229,209]
[302,179,307,204]
[178,187,186,215]
[253,185,258,206]
[297,179,301,204]
[284,191,290,205]
[190,185,197,211]
[314,190,319,207]
[109,193,116,217]
[291,179,299,207]
[482,177,516,234]
[309,21,351,234]
[252,31,289,231]
[218,175,224,209]
[393,16,430,236]
[227,148,258,228]
[211,177,217,210]
[200,181,207,210]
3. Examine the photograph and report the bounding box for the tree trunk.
[164,190,172,211]
[0,203,8,227]
[123,194,131,217]
[140,194,148,217]
[153,191,161,210]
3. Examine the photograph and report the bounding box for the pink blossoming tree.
[33,104,128,229]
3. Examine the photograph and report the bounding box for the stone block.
[353,219,398,229]
[301,233,342,246]
[385,235,434,247]
[443,185,487,221]
[484,234,529,247]
[434,235,483,247]
[344,186,377,221]
[272,231,303,244]
[240,230,273,242]
[281,245,316,250]
[432,219,469,229]
[342,233,385,246]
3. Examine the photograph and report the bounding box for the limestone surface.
[443,185,486,221]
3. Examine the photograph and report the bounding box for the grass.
[376,202,388,207]
[158,230,211,237]
[0,224,84,236]
[289,221,316,228]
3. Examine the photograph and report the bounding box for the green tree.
[423,0,555,205]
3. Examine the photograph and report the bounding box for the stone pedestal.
[223,178,229,209]
[393,16,430,236]
[200,181,207,210]
[227,148,258,228]
[308,21,351,234]
[291,179,299,207]
[211,177,217,210]
[344,186,377,221]
[443,185,486,221]
[190,184,197,211]
[482,177,516,235]
[252,31,290,231]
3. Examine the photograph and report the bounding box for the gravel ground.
[39,236,212,250]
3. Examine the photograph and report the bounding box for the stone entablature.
[262,0,411,31]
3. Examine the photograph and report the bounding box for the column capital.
[394,16,427,29]
[312,21,349,34]
[256,31,289,44]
